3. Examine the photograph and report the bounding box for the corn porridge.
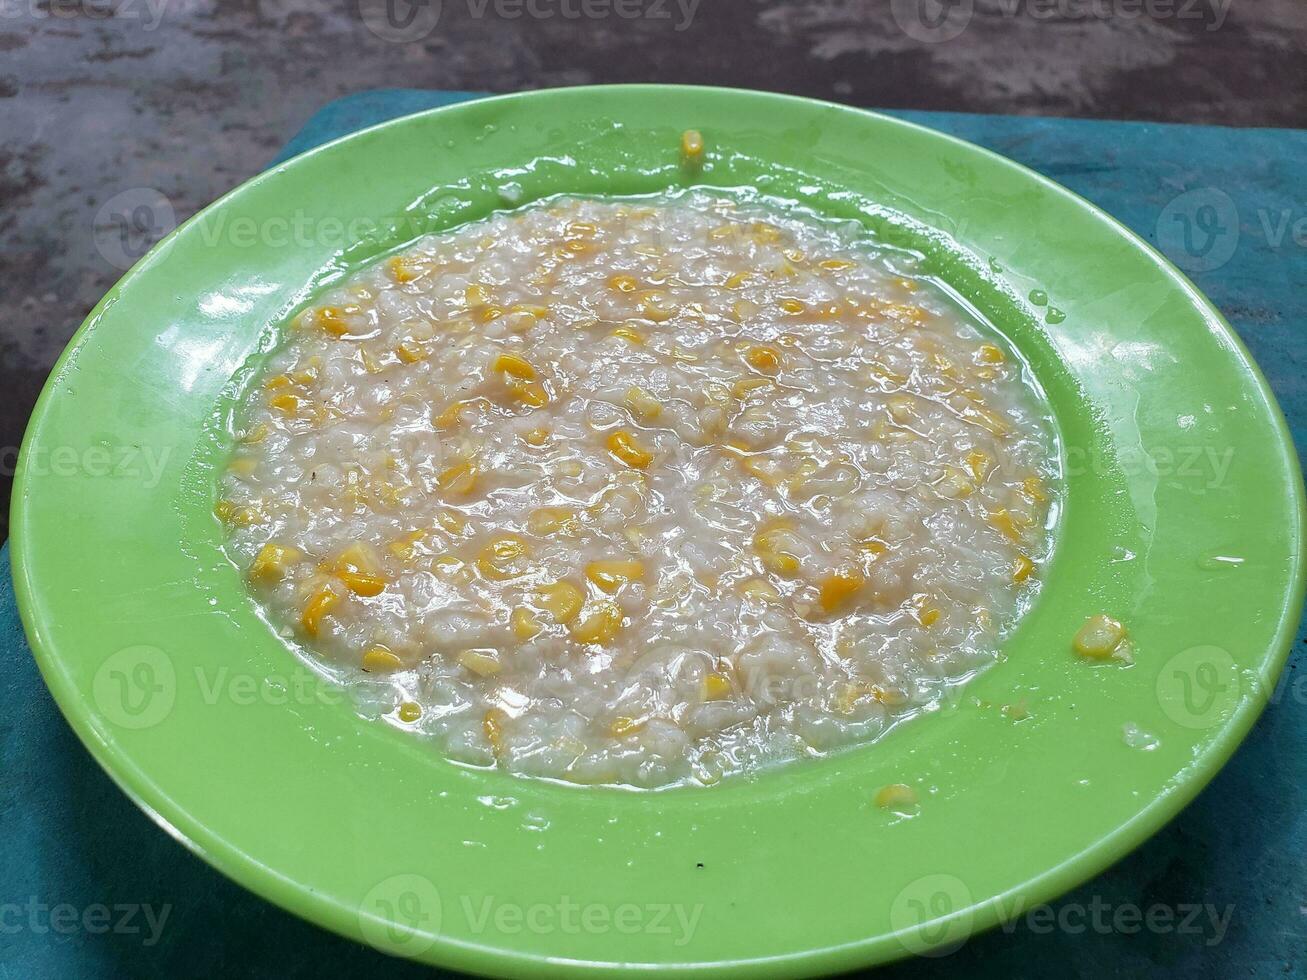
[218,191,1056,787]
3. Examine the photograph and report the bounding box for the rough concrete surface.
[0,0,1305,535]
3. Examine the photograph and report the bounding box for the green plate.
[12,86,1304,976]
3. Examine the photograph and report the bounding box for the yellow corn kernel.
[269,393,299,415]
[606,429,653,469]
[724,271,752,289]
[832,681,868,714]
[608,325,644,345]
[680,128,704,163]
[1012,554,1035,584]
[918,606,941,627]
[960,403,1012,438]
[397,701,422,723]
[330,543,386,596]
[465,283,492,306]
[753,520,802,577]
[537,581,584,623]
[779,298,805,315]
[239,423,268,445]
[213,499,235,522]
[566,220,597,238]
[314,306,351,338]
[527,506,579,537]
[333,542,380,573]
[484,707,508,755]
[1073,614,1128,659]
[751,222,782,244]
[437,459,479,497]
[988,508,1029,542]
[509,303,548,319]
[228,457,257,478]
[731,377,772,399]
[523,427,550,447]
[608,274,639,293]
[434,398,473,430]
[610,716,644,737]
[264,373,293,390]
[886,303,927,326]
[818,570,865,613]
[932,465,974,500]
[702,671,732,701]
[560,239,592,257]
[637,291,677,323]
[965,449,993,482]
[301,587,340,637]
[362,646,403,672]
[623,386,662,422]
[388,529,427,560]
[511,606,543,640]
[509,380,550,408]
[867,361,908,389]
[738,578,781,605]
[875,783,919,811]
[585,560,646,594]
[429,554,466,578]
[336,569,384,597]
[457,648,502,677]
[887,394,918,425]
[249,542,300,582]
[386,255,423,284]
[233,504,262,526]
[818,258,855,271]
[977,342,1006,364]
[1021,474,1048,503]
[395,342,424,364]
[493,351,536,381]
[569,601,623,644]
[859,536,888,561]
[476,534,531,581]
[744,344,783,374]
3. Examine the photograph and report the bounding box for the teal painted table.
[3,92,1304,978]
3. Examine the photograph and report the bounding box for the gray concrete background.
[1,0,1305,535]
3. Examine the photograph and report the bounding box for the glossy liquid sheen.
[219,191,1056,787]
